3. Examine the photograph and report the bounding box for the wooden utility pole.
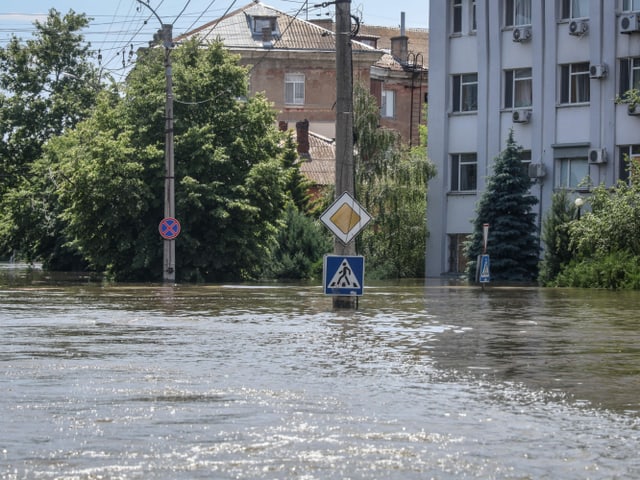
[333,0,357,309]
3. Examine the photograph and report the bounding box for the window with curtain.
[284,73,305,105]
[452,73,478,112]
[618,145,640,183]
[623,0,640,12]
[560,63,590,104]
[561,0,589,19]
[505,0,532,26]
[452,0,463,33]
[619,58,640,95]
[381,90,395,118]
[451,153,478,192]
[557,158,589,189]
[505,68,532,108]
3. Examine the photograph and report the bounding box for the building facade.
[179,2,427,144]
[427,0,640,276]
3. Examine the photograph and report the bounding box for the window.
[557,157,589,189]
[619,145,640,183]
[561,0,589,19]
[472,0,477,31]
[253,17,277,35]
[381,89,395,118]
[520,150,532,176]
[452,73,478,112]
[505,68,532,108]
[619,58,640,96]
[505,0,532,26]
[560,63,590,104]
[452,0,463,33]
[623,0,640,12]
[451,153,478,192]
[448,234,471,273]
[285,73,305,105]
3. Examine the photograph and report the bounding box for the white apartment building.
[426,0,640,276]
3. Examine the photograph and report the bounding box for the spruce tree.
[538,189,577,285]
[465,130,539,282]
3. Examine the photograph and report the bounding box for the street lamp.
[574,197,585,220]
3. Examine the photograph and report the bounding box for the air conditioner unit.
[569,20,589,36]
[528,163,546,179]
[589,63,608,79]
[512,27,532,43]
[620,14,640,33]
[628,103,640,115]
[512,109,532,123]
[588,148,607,164]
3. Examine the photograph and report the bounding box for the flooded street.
[1,265,640,479]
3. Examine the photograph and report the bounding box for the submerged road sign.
[323,255,364,296]
[479,254,490,283]
[320,192,372,244]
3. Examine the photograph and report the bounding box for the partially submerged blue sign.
[479,254,490,283]
[323,255,364,296]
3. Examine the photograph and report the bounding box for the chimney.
[391,12,408,61]
[310,19,334,31]
[296,119,310,158]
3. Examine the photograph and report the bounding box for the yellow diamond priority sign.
[320,192,372,244]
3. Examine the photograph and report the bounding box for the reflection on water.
[1,264,640,479]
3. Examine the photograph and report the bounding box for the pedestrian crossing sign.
[323,255,365,296]
[479,254,490,283]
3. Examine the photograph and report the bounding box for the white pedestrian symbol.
[481,261,489,277]
[329,259,361,289]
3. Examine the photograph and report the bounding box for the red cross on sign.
[159,217,181,240]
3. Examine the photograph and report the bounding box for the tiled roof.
[298,132,335,186]
[179,1,378,53]
[359,24,429,66]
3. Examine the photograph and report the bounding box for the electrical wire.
[183,0,219,33]
[173,0,193,24]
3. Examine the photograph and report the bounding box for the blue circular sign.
[159,217,181,239]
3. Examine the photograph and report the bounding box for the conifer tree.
[465,130,539,282]
[538,189,577,285]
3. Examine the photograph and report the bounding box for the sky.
[1,1,429,79]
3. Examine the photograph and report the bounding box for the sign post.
[478,223,490,287]
[320,192,371,307]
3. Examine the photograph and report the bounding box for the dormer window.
[253,16,277,36]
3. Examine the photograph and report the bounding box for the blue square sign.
[323,255,365,296]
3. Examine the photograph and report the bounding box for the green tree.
[465,130,539,282]
[554,159,640,288]
[260,203,332,280]
[24,39,290,281]
[0,9,102,262]
[538,189,577,285]
[281,131,312,213]
[0,9,100,195]
[353,83,435,278]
